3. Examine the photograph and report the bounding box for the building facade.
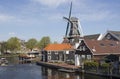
[42,44,75,63]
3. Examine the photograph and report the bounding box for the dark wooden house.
[42,43,74,63]
[76,39,120,64]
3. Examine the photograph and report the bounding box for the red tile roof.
[84,39,120,55]
[44,43,73,51]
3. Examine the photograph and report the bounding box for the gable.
[103,33,119,41]
[76,40,92,55]
[99,31,120,41]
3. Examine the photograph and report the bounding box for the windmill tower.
[63,2,83,45]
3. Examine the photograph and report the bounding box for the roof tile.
[44,43,73,51]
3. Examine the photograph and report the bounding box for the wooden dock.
[36,61,80,73]
[19,55,35,64]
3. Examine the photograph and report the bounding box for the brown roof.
[84,39,120,55]
[44,43,73,51]
[84,34,100,40]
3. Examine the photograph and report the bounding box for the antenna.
[65,2,72,37]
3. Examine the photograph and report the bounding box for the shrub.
[101,63,110,68]
[84,61,99,70]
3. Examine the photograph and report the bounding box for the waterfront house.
[75,39,120,66]
[42,43,74,63]
[84,30,120,41]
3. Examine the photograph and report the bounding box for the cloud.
[0,14,15,22]
[31,0,72,7]
[0,13,33,24]
[8,32,16,35]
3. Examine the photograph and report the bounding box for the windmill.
[63,2,83,44]
[65,2,72,37]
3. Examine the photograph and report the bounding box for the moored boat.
[0,58,8,66]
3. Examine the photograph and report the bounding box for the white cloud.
[0,14,15,22]
[8,32,16,35]
[31,0,73,7]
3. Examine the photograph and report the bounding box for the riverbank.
[36,61,80,72]
[36,61,120,78]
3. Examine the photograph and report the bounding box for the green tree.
[38,36,51,49]
[0,41,9,54]
[26,38,37,51]
[7,37,21,53]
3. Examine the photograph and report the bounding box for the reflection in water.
[5,56,19,65]
[0,63,116,79]
[41,67,115,79]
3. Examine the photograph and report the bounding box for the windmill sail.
[65,2,72,37]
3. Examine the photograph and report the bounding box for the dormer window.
[109,43,115,46]
[100,43,105,46]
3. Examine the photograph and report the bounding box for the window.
[66,51,69,54]
[79,46,86,51]
[83,46,86,51]
[55,52,58,54]
[48,56,51,60]
[87,55,91,60]
[100,43,105,46]
[48,52,51,54]
[81,55,85,59]
[106,34,111,39]
[109,43,115,46]
[79,47,82,51]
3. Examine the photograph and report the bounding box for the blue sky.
[0,0,120,42]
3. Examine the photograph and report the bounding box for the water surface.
[0,64,115,79]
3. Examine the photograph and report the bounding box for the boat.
[0,58,8,66]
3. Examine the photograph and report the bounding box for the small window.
[66,51,69,54]
[79,47,82,51]
[48,52,51,54]
[79,46,86,51]
[100,43,105,46]
[48,56,51,60]
[109,43,115,46]
[87,55,91,60]
[83,46,86,51]
[55,52,58,54]
[81,55,85,59]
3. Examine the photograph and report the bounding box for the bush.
[101,63,110,68]
[100,63,110,73]
[84,61,99,70]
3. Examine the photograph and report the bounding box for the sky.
[0,0,120,42]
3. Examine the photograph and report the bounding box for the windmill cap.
[70,17,78,22]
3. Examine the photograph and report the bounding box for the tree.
[0,41,9,54]
[37,36,51,49]
[7,37,21,53]
[26,38,37,51]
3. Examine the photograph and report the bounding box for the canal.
[0,57,118,79]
